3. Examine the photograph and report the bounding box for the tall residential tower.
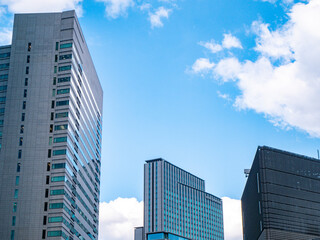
[0,11,103,240]
[136,158,224,240]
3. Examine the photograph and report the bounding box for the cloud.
[222,197,243,240]
[191,58,215,74]
[193,0,320,137]
[0,27,12,45]
[222,33,243,49]
[217,91,232,102]
[96,0,134,19]
[149,6,171,28]
[0,0,83,16]
[199,34,242,53]
[99,197,143,240]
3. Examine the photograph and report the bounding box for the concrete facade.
[0,11,103,240]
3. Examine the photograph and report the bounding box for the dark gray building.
[0,11,103,240]
[242,146,320,240]
[135,158,224,240]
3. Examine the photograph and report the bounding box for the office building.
[0,11,103,240]
[135,158,224,240]
[242,146,320,240]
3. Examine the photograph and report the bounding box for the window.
[24,78,28,86]
[0,63,9,70]
[58,65,72,72]
[0,52,10,58]
[52,89,55,97]
[27,55,30,63]
[48,149,51,158]
[16,163,21,172]
[46,176,49,184]
[44,202,48,211]
[59,54,72,60]
[0,74,8,80]
[54,55,58,62]
[21,113,25,121]
[53,77,56,85]
[19,137,23,146]
[0,97,5,103]
[51,100,55,109]
[52,163,65,169]
[0,108,4,114]
[53,149,66,156]
[22,101,26,109]
[42,230,46,239]
[54,137,67,143]
[49,202,63,209]
[13,202,17,212]
[0,85,7,91]
[49,124,53,133]
[57,76,70,83]
[50,189,65,195]
[57,88,70,95]
[28,42,31,51]
[49,137,52,145]
[45,189,49,198]
[14,189,18,198]
[55,112,68,118]
[43,216,47,225]
[47,162,50,171]
[60,42,72,49]
[51,176,65,182]
[15,176,19,185]
[12,216,16,226]
[55,42,59,51]
[47,231,62,237]
[50,112,54,120]
[25,66,29,74]
[18,150,22,159]
[23,89,27,98]
[54,124,68,131]
[11,230,14,240]
[54,66,57,73]
[20,125,24,134]
[56,100,69,106]
[48,216,63,223]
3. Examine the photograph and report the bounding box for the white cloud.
[139,3,151,11]
[149,6,171,28]
[191,58,215,74]
[260,0,294,4]
[217,91,232,102]
[0,27,12,45]
[222,33,243,49]
[199,40,223,53]
[99,197,143,240]
[222,197,243,240]
[193,0,320,137]
[97,0,134,19]
[200,34,242,53]
[0,0,83,16]
[252,21,293,61]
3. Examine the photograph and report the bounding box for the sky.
[1,0,320,239]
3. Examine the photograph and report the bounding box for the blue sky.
[1,0,320,239]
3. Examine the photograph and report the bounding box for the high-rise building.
[242,146,320,240]
[0,11,103,240]
[135,158,224,240]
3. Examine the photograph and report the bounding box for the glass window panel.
[60,43,72,49]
